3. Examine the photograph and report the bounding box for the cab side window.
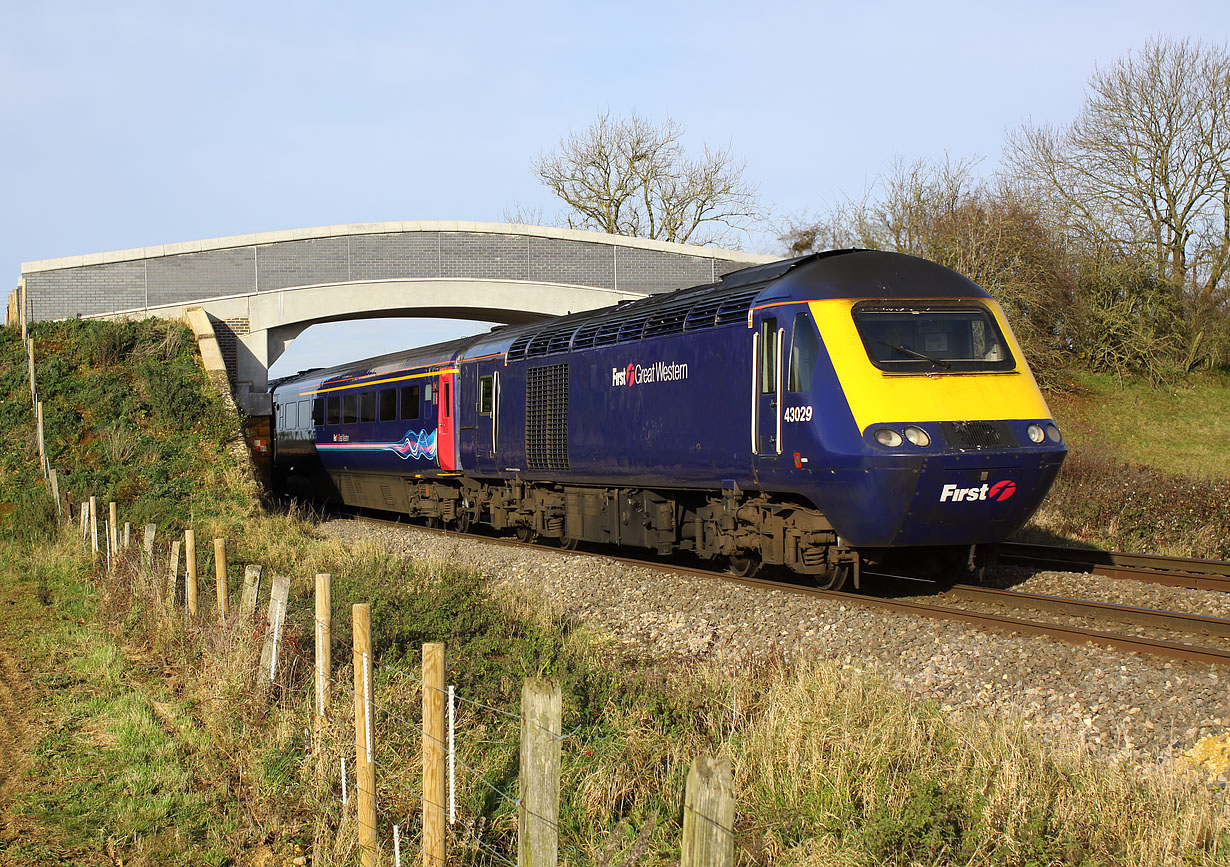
[789,313,821,392]
[478,376,494,415]
[760,317,778,394]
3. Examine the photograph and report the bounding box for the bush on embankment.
[0,319,254,542]
[1022,449,1230,559]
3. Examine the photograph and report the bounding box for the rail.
[993,542,1230,592]
[351,515,1230,668]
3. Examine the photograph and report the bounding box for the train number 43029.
[783,406,813,422]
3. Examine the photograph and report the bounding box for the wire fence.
[41,473,738,867]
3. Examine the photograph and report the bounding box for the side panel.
[437,370,456,470]
[562,327,754,486]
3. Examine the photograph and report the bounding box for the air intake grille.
[526,364,570,471]
[941,421,1017,450]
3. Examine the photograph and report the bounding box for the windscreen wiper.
[878,341,951,369]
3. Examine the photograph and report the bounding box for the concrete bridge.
[13,221,772,413]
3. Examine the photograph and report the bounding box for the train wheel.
[515,526,539,544]
[728,552,761,578]
[815,562,851,591]
[451,512,472,534]
[424,517,442,529]
[557,533,578,550]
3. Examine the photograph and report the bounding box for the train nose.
[890,453,1065,546]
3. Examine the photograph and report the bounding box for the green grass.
[1047,368,1230,480]
[0,320,255,537]
[0,539,234,866]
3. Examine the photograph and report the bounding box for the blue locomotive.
[271,250,1066,587]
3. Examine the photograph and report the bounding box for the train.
[270,249,1067,588]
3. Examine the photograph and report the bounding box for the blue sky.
[4,0,1228,376]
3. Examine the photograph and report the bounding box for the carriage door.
[473,367,500,475]
[751,312,784,459]
[437,369,457,470]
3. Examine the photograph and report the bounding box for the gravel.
[320,518,1228,775]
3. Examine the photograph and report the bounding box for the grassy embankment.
[1,320,1228,866]
[1025,369,1230,559]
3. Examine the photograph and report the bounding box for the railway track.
[349,514,1230,668]
[993,542,1230,592]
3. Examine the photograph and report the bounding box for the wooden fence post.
[259,574,292,681]
[314,573,332,757]
[239,565,263,618]
[108,502,118,561]
[35,401,47,480]
[352,604,377,867]
[518,678,561,867]
[213,538,228,624]
[679,757,735,867]
[122,522,131,550]
[26,338,35,408]
[48,469,61,522]
[89,496,98,559]
[167,540,181,605]
[184,529,198,618]
[143,524,157,575]
[423,642,446,867]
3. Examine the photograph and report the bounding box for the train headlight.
[1026,423,1045,443]
[874,428,903,447]
[903,425,930,447]
[1046,423,1062,443]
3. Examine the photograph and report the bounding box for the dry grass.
[18,514,1228,866]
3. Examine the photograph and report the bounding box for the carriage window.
[298,400,310,428]
[327,395,340,425]
[760,317,778,394]
[343,394,358,424]
[852,304,1016,373]
[400,385,420,420]
[360,391,376,423]
[313,397,325,425]
[379,388,397,421]
[789,313,820,392]
[285,401,297,429]
[478,376,494,415]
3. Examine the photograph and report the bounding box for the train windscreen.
[852,304,1016,374]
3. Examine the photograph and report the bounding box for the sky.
[4,0,1229,377]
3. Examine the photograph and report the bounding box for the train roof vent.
[642,302,692,339]
[546,328,575,355]
[506,333,534,361]
[570,321,602,351]
[714,288,766,326]
[591,320,623,347]
[616,314,651,343]
[682,295,726,330]
[524,324,577,359]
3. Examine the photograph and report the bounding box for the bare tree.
[1006,38,1230,306]
[532,112,760,247]
[780,157,1079,382]
[779,156,980,256]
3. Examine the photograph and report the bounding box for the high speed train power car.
[271,250,1067,588]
